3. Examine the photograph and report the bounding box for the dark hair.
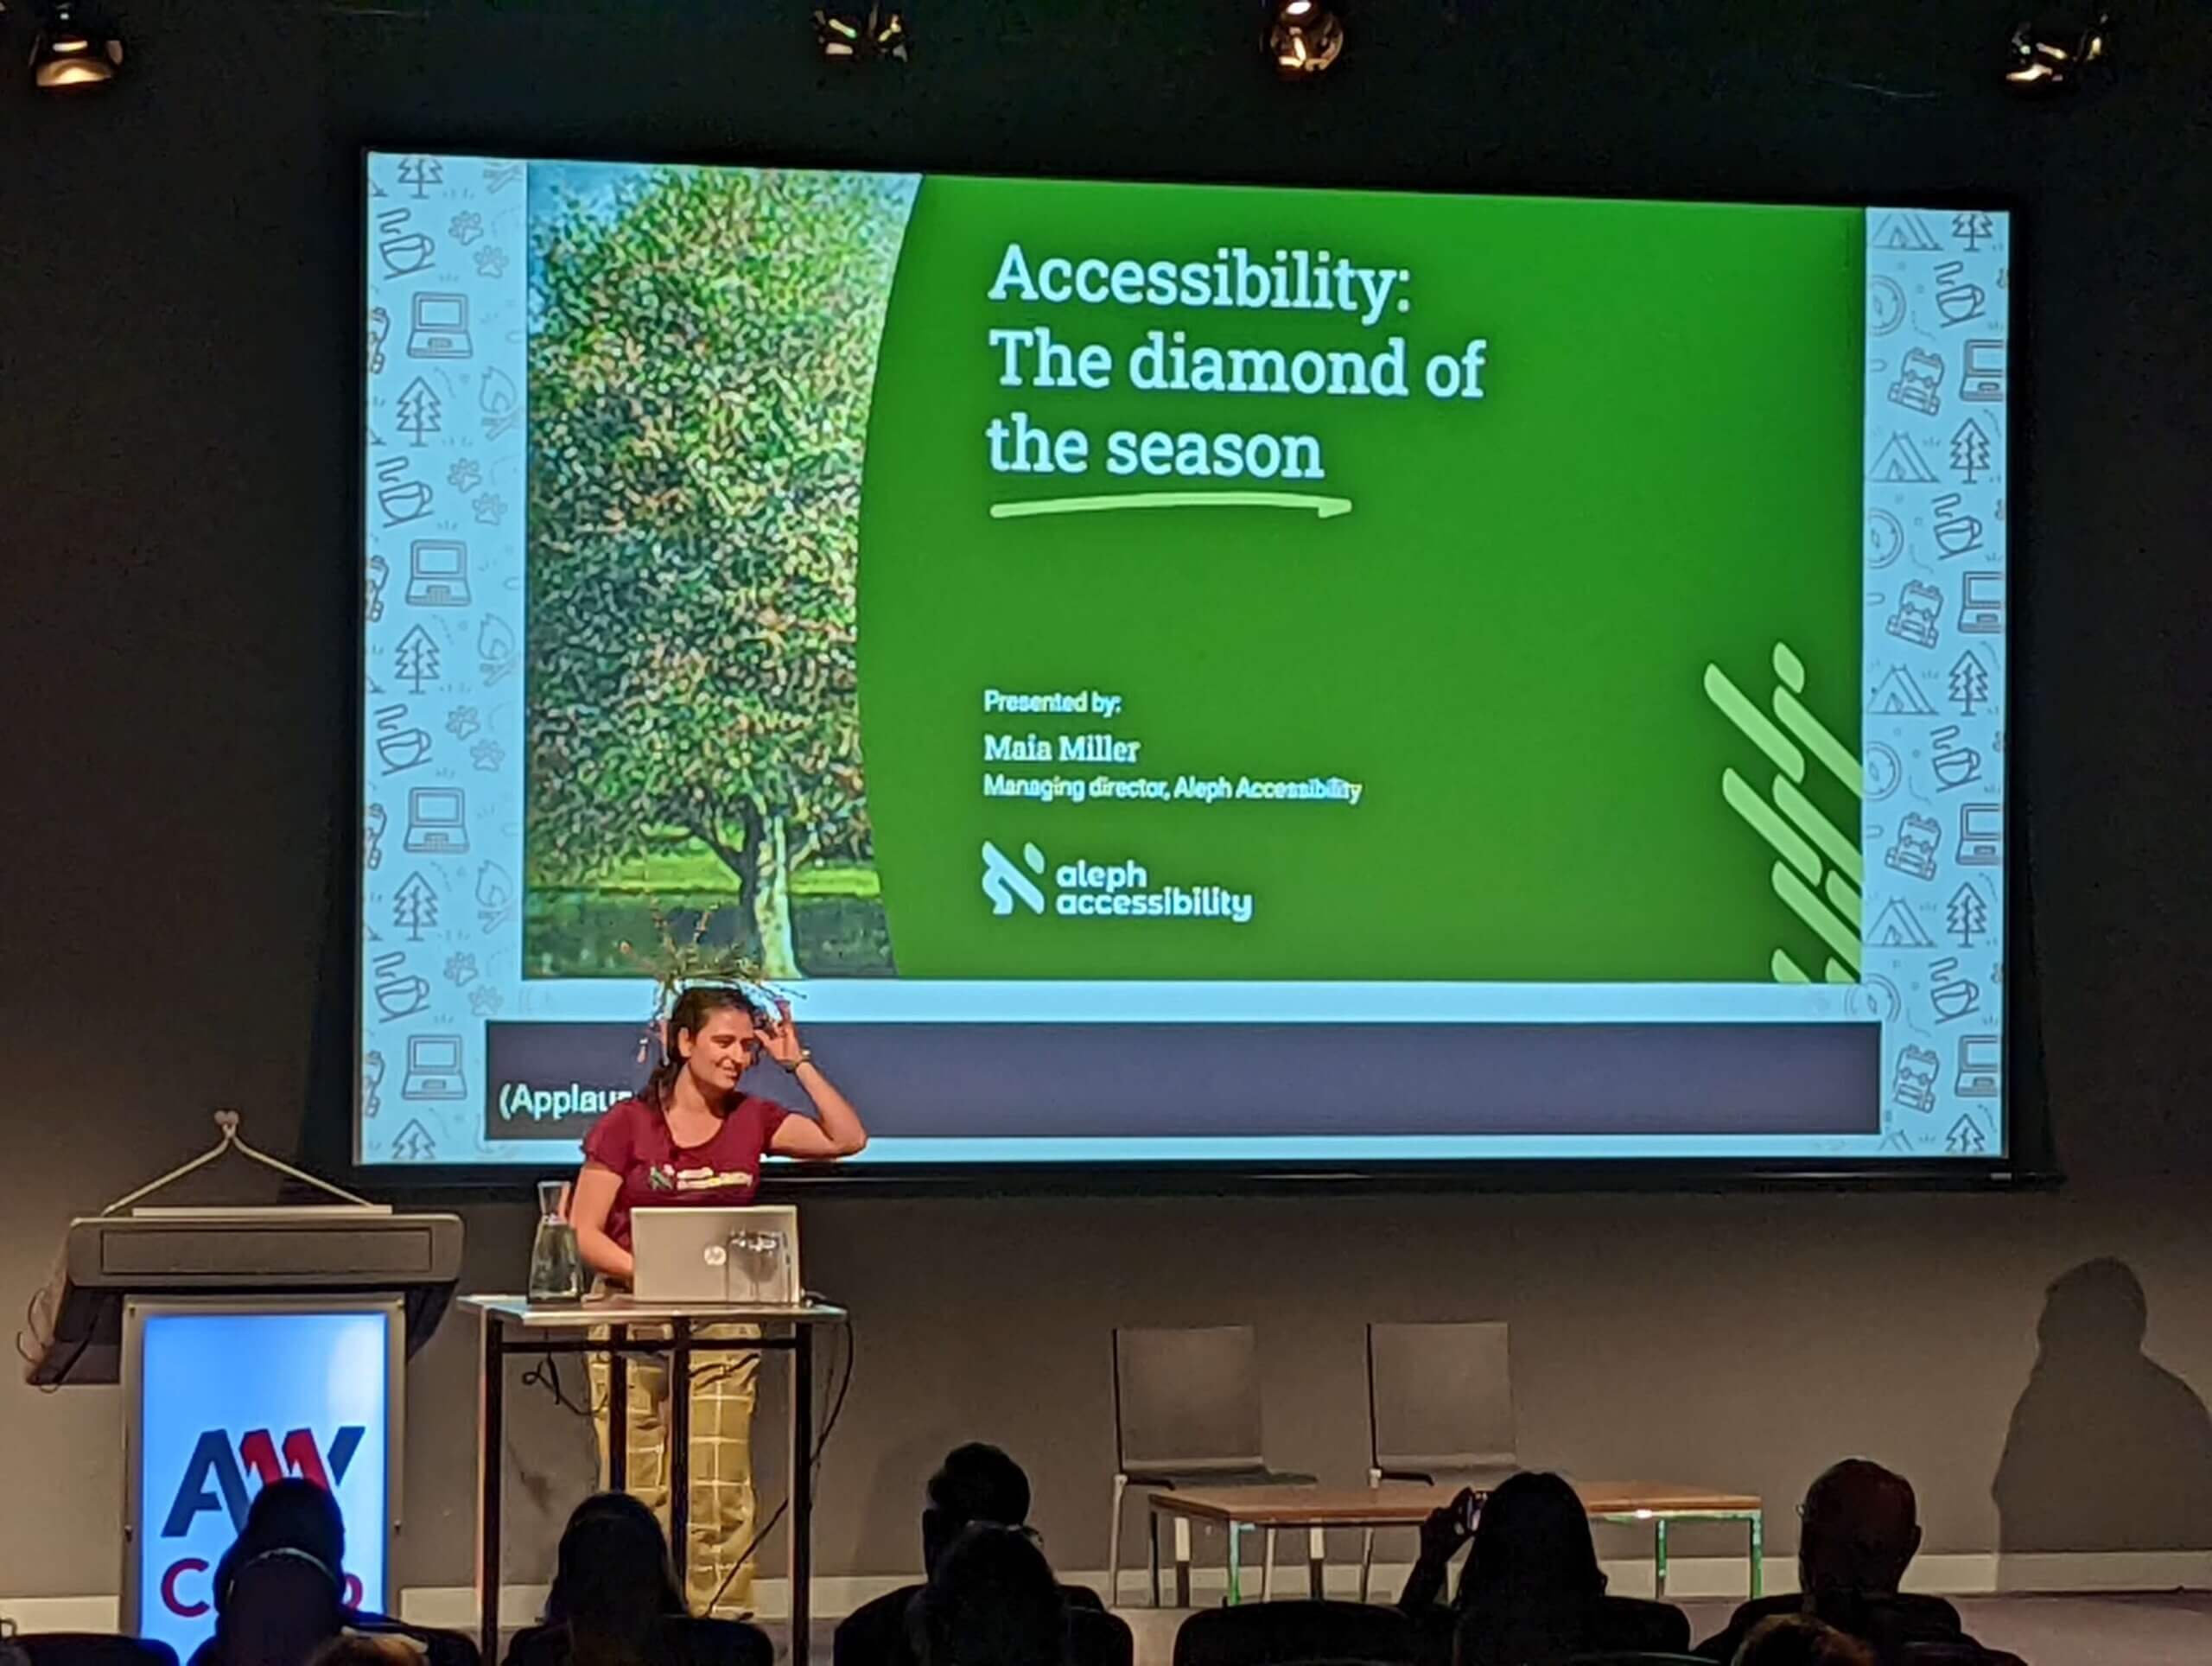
[216,1478,347,1610]
[545,1491,687,1666]
[1452,1472,1605,1665]
[1732,1614,1876,1666]
[305,1640,418,1666]
[924,1445,1032,1570]
[919,1523,1066,1666]
[645,985,766,1108]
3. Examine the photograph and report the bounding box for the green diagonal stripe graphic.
[1772,949,1812,983]
[1823,869,1863,930]
[1775,686,1862,798]
[1725,768,1821,882]
[1773,860,1863,974]
[1772,641,1807,694]
[1777,775,1866,887]
[1706,664,1808,783]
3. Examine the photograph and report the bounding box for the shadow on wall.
[1993,1258,2212,1553]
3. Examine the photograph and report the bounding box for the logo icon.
[981,841,1047,916]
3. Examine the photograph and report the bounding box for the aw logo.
[156,1428,365,1617]
[981,840,1046,915]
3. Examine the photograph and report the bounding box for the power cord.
[523,1351,594,1418]
[701,1318,855,1618]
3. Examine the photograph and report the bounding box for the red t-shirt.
[581,1092,790,1253]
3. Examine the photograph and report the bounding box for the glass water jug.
[528,1179,584,1303]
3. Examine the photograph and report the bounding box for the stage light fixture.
[1265,0,1344,79]
[814,3,908,63]
[28,0,124,90]
[2005,10,2109,91]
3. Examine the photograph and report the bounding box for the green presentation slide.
[858,181,1865,981]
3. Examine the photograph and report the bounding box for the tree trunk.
[748,811,800,980]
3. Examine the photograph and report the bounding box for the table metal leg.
[1147,1508,1161,1607]
[1226,1519,1243,1607]
[668,1319,692,1590]
[1653,1516,1669,1599]
[1173,1515,1192,1607]
[607,1324,630,1491]
[474,1314,504,1663]
[791,1324,816,1666]
[1749,1510,1764,1599]
[1307,1526,1325,1599]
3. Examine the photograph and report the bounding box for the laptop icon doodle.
[408,293,474,359]
[406,540,470,607]
[1956,804,2002,867]
[402,1034,466,1101]
[1959,572,2004,634]
[1955,1034,2001,1097]
[404,786,469,855]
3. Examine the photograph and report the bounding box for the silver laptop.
[632,1205,801,1305]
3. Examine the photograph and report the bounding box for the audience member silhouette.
[1694,1461,1970,1662]
[916,1526,1068,1666]
[1382,1472,1676,1665]
[504,1493,768,1666]
[1730,1614,1874,1666]
[836,1446,1114,1666]
[1993,1257,2212,1554]
[189,1481,474,1666]
[191,1480,353,1666]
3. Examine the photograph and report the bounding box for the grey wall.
[4,0,2211,1601]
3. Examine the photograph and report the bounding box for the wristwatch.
[784,1049,814,1071]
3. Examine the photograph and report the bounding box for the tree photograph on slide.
[523,162,912,978]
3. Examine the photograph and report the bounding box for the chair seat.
[1127,1467,1319,1490]
[1374,1466,1519,1491]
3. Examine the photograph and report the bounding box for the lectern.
[28,1205,462,1665]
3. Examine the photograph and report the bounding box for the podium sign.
[123,1300,403,1661]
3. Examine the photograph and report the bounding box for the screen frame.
[334,147,2052,1196]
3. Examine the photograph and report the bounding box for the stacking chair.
[1110,1325,1318,1606]
[1359,1321,1519,1599]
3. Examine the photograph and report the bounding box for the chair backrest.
[14,1639,179,1666]
[1172,1602,1418,1666]
[503,1618,770,1666]
[1113,1326,1265,1473]
[1068,1608,1134,1666]
[1565,1655,1709,1665]
[1366,1321,1516,1474]
[1590,1599,1690,1656]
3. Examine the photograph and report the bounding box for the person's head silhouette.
[217,1478,347,1609]
[918,1524,1065,1666]
[1458,1471,1605,1610]
[1451,1472,1605,1665]
[922,1445,1032,1574]
[1797,1460,1920,1599]
[2037,1257,2148,1355]
[1732,1613,1876,1666]
[546,1491,688,1650]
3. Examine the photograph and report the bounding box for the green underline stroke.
[989,491,1354,521]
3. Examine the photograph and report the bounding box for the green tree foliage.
[528,167,907,976]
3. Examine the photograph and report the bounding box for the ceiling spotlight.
[29,0,124,90]
[814,4,908,63]
[2005,10,2109,91]
[1266,0,1344,79]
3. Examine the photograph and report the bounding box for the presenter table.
[1145,1480,1762,1606]
[462,1295,848,1666]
